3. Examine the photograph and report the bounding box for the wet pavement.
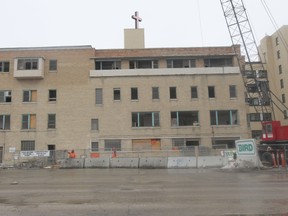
[0,168,288,216]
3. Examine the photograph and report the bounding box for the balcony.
[14,57,45,79]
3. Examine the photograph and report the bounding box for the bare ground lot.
[0,168,288,216]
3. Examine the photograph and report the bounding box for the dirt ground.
[0,168,288,216]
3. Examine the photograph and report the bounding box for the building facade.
[259,25,288,125]
[0,29,251,165]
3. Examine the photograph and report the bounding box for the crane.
[220,0,288,166]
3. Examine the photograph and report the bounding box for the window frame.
[152,87,159,100]
[21,140,35,151]
[0,90,12,103]
[208,86,215,98]
[0,114,10,130]
[23,90,37,102]
[48,89,57,102]
[0,61,10,72]
[48,114,56,129]
[113,88,121,101]
[91,119,99,131]
[95,88,103,105]
[171,111,199,127]
[191,86,198,99]
[49,60,57,71]
[229,85,237,98]
[131,87,138,100]
[210,110,238,125]
[169,87,177,99]
[17,58,38,70]
[22,114,36,130]
[132,112,160,128]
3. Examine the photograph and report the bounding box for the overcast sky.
[0,0,287,49]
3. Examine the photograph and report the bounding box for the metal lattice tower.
[220,0,276,121]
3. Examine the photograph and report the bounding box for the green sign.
[235,139,256,155]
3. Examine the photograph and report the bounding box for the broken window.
[0,90,12,103]
[129,60,158,69]
[171,111,199,127]
[17,59,38,70]
[167,59,196,68]
[132,112,160,127]
[95,60,121,70]
[210,110,238,125]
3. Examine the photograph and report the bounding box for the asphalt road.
[0,168,288,216]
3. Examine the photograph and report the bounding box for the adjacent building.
[259,25,288,125]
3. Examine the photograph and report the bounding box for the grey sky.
[1,0,287,49]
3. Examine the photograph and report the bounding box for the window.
[0,115,10,130]
[167,59,196,68]
[249,113,272,122]
[49,60,57,71]
[113,88,121,101]
[208,86,215,98]
[279,65,282,74]
[152,87,159,100]
[204,57,233,67]
[23,90,37,102]
[277,50,281,59]
[48,114,56,129]
[172,138,200,149]
[21,140,35,151]
[248,98,260,106]
[276,37,279,46]
[282,94,286,103]
[132,112,160,127]
[210,110,238,125]
[252,130,262,139]
[91,142,99,151]
[191,86,198,99]
[170,87,177,99]
[49,90,57,102]
[95,88,103,105]
[95,61,121,70]
[171,111,199,126]
[280,79,284,89]
[0,61,9,72]
[104,139,121,151]
[22,114,36,129]
[17,59,38,70]
[0,90,12,103]
[129,60,158,69]
[229,85,237,98]
[131,88,138,100]
[91,119,99,130]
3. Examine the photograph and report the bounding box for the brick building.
[0,27,251,165]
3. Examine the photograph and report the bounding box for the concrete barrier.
[110,158,139,168]
[197,156,223,168]
[139,157,167,168]
[84,158,110,168]
[167,157,196,168]
[59,159,84,168]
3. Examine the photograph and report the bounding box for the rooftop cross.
[131,11,142,29]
